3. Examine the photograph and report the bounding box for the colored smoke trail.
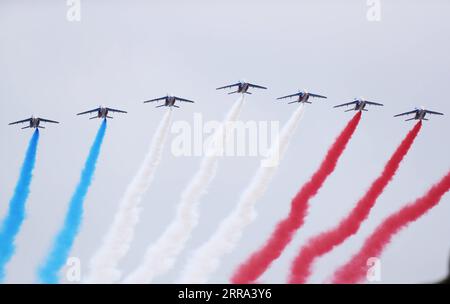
[331,170,450,284]
[178,104,305,284]
[231,112,362,284]
[38,120,107,284]
[0,130,40,282]
[86,110,172,283]
[289,122,422,284]
[123,96,244,283]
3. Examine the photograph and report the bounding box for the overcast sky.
[0,0,449,284]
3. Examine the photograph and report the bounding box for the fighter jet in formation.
[144,95,195,108]
[394,107,444,121]
[334,98,384,112]
[216,80,267,95]
[77,106,127,119]
[277,90,327,104]
[9,115,59,129]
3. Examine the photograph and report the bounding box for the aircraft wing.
[175,97,195,103]
[333,101,357,108]
[276,92,301,100]
[309,93,327,99]
[394,110,417,117]
[77,108,100,116]
[248,83,268,90]
[216,83,240,90]
[106,107,127,114]
[425,110,444,115]
[366,101,384,106]
[144,97,167,103]
[40,118,59,124]
[8,118,31,125]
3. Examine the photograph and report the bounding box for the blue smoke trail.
[0,129,40,282]
[38,120,107,284]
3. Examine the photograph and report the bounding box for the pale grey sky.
[0,0,449,283]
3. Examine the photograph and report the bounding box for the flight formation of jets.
[8,80,444,129]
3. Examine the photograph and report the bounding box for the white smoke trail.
[85,109,173,283]
[123,96,245,283]
[178,103,305,283]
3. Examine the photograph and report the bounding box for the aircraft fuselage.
[98,107,109,118]
[298,92,310,103]
[166,96,176,107]
[30,117,40,128]
[355,100,367,111]
[416,110,426,120]
[238,83,249,93]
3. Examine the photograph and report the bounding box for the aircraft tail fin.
[245,92,252,95]
[288,101,298,104]
[89,116,98,120]
[228,91,238,95]
[173,105,180,108]
[21,126,30,130]
[405,117,416,121]
[362,109,368,111]
[156,105,166,108]
[38,126,45,129]
[107,116,113,119]
[345,108,354,112]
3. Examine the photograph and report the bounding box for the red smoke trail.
[231,112,362,284]
[288,121,422,284]
[331,170,450,284]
